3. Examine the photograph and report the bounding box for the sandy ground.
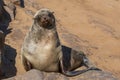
[3,0,120,79]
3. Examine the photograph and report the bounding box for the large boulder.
[5,69,118,80]
[0,31,4,77]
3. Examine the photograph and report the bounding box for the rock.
[0,0,11,22]
[1,44,17,78]
[25,0,41,10]
[12,0,20,6]
[4,69,44,80]
[0,0,7,21]
[0,0,13,34]
[4,69,118,80]
[0,31,4,76]
[25,10,35,16]
[11,0,25,8]
[4,0,24,8]
[2,0,19,20]
[4,3,16,20]
[3,0,16,20]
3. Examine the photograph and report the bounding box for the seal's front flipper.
[21,55,32,71]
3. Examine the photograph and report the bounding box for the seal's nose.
[44,17,47,20]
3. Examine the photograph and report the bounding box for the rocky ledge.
[4,69,118,80]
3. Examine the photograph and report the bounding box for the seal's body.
[22,27,61,72]
[21,9,100,77]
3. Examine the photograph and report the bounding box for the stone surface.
[3,0,16,20]
[0,0,120,80]
[0,0,11,34]
[4,69,118,80]
[0,30,4,77]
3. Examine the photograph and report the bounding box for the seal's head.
[34,8,55,29]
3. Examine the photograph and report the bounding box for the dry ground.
[3,0,120,79]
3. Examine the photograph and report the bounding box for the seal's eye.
[48,13,53,17]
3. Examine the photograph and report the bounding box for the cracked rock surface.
[0,0,120,80]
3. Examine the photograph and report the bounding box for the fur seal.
[21,8,101,77]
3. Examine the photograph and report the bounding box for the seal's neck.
[29,23,58,42]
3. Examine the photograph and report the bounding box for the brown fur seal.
[21,8,101,77]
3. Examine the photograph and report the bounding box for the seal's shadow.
[62,45,72,68]
[1,44,17,78]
